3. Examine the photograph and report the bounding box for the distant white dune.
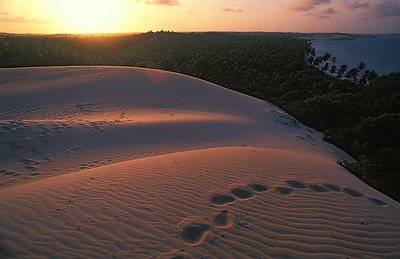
[0,66,399,258]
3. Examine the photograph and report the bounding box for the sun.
[50,0,133,34]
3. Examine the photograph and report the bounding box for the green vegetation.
[0,32,399,201]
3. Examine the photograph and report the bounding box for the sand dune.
[0,66,399,258]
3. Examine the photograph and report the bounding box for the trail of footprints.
[161,179,388,258]
[0,120,107,182]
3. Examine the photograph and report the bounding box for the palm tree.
[313,56,324,69]
[337,64,348,80]
[309,47,316,58]
[307,55,314,65]
[346,68,359,83]
[357,62,367,82]
[306,47,316,66]
[358,69,369,87]
[321,63,329,72]
[329,65,337,76]
[322,53,331,62]
[366,70,378,83]
[357,69,377,87]
[357,62,366,72]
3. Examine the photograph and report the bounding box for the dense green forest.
[0,32,399,201]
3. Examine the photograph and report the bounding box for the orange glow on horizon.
[0,0,399,34]
[49,0,134,34]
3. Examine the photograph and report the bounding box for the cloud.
[290,0,337,19]
[345,1,370,9]
[0,13,47,24]
[222,8,243,13]
[134,0,180,6]
[291,0,331,12]
[345,0,400,18]
[321,7,337,14]
[309,7,338,19]
[372,0,400,17]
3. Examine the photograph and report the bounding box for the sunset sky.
[0,0,399,34]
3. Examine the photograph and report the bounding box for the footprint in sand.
[247,183,269,192]
[24,165,37,171]
[44,156,53,162]
[322,183,341,192]
[274,179,385,209]
[172,181,270,254]
[285,180,307,189]
[209,194,236,206]
[307,183,329,193]
[178,217,211,246]
[368,197,387,206]
[229,187,255,200]
[0,169,20,176]
[342,187,364,198]
[284,180,342,193]
[213,210,234,229]
[275,186,294,195]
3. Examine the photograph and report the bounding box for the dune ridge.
[0,66,350,187]
[1,147,399,258]
[0,67,399,258]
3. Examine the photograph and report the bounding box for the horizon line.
[1,31,400,37]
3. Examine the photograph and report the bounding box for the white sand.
[0,66,399,258]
